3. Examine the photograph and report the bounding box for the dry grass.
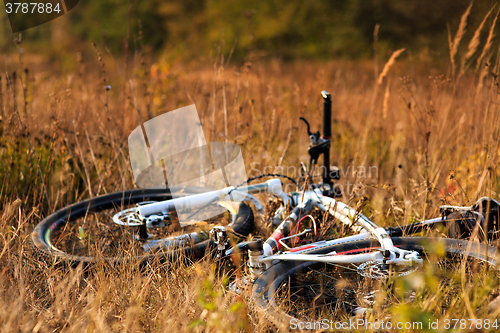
[3,7,500,330]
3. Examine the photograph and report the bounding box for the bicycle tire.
[32,187,254,265]
[252,237,500,328]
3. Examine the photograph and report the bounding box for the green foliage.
[189,264,247,330]
[78,226,89,243]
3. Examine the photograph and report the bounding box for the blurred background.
[0,0,496,66]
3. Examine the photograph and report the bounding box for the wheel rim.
[264,240,500,322]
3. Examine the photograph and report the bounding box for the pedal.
[209,226,229,253]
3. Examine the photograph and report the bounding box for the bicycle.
[32,91,500,325]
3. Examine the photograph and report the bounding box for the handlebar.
[298,90,338,195]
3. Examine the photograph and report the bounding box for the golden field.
[2,8,500,330]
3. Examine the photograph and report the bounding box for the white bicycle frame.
[123,179,422,270]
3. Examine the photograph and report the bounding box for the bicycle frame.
[257,188,421,269]
[135,179,291,217]
[126,178,423,270]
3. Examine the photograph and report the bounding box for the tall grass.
[2,5,500,330]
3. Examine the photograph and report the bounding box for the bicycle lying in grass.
[32,91,500,325]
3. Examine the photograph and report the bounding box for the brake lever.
[299,117,312,136]
[300,117,321,145]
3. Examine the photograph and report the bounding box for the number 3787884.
[6,2,61,14]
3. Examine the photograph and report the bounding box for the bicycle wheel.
[252,237,500,327]
[32,187,254,265]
